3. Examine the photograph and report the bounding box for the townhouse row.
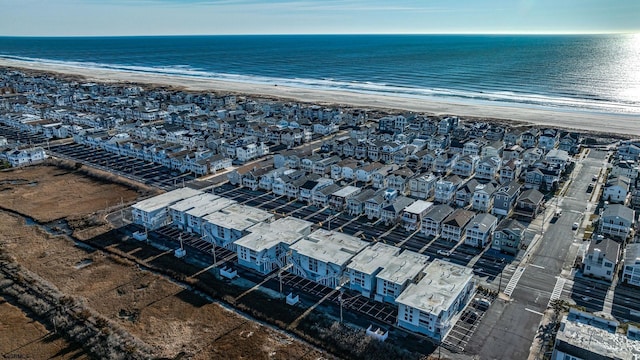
[131,188,476,341]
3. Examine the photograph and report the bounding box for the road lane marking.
[525,308,544,316]
[503,266,526,297]
[548,277,566,307]
[530,264,545,269]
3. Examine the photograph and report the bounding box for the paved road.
[466,149,604,359]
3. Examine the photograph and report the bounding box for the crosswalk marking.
[503,266,526,297]
[548,277,566,307]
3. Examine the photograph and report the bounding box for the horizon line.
[0,31,637,38]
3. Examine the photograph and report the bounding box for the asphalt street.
[466,149,605,359]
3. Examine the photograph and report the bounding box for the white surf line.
[525,308,544,316]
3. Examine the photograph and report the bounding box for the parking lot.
[0,123,49,145]
[212,183,514,281]
[443,292,497,352]
[47,143,196,190]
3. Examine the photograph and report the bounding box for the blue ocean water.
[0,35,639,114]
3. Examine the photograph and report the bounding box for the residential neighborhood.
[2,68,640,360]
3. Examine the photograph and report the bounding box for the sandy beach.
[1,58,638,136]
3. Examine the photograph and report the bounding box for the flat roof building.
[346,242,400,298]
[396,259,475,340]
[552,309,640,360]
[168,192,228,232]
[131,188,202,230]
[235,217,313,274]
[202,203,274,250]
[288,229,369,288]
[375,250,430,304]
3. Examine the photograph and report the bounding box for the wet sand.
[1,58,637,136]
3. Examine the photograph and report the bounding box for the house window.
[586,266,591,270]
[604,262,613,268]
[308,258,319,272]
[607,271,612,275]
[403,309,414,323]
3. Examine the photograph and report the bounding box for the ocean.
[0,34,639,115]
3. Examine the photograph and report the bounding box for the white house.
[583,237,620,282]
[131,188,202,230]
[421,204,454,237]
[401,200,434,232]
[287,229,369,288]
[374,250,430,304]
[622,243,640,287]
[396,259,475,340]
[599,204,635,240]
[5,147,47,167]
[202,204,274,250]
[235,217,313,274]
[346,242,400,298]
[441,209,476,243]
[464,213,498,248]
[169,192,229,231]
[603,176,631,204]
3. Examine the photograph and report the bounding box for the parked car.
[437,249,451,256]
[473,297,491,311]
[572,222,579,230]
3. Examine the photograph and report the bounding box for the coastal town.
[2,67,640,360]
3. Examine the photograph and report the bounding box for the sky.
[0,0,638,36]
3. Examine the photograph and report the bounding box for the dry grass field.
[0,165,139,223]
[0,165,327,359]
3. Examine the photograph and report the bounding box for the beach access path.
[1,58,638,136]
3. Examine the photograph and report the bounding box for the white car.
[437,249,451,256]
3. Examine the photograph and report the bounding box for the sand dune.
[1,58,637,136]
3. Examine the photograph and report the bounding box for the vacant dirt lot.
[0,165,140,223]
[0,210,326,359]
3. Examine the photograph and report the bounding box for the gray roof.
[443,208,476,228]
[518,189,544,205]
[383,196,415,212]
[467,213,498,233]
[587,238,620,264]
[602,204,635,221]
[496,218,526,233]
[424,204,455,223]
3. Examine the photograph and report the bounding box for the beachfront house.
[396,259,475,340]
[287,229,369,288]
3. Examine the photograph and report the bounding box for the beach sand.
[1,58,637,136]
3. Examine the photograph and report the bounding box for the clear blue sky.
[1,0,638,36]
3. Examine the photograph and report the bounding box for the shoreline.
[1,58,638,136]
